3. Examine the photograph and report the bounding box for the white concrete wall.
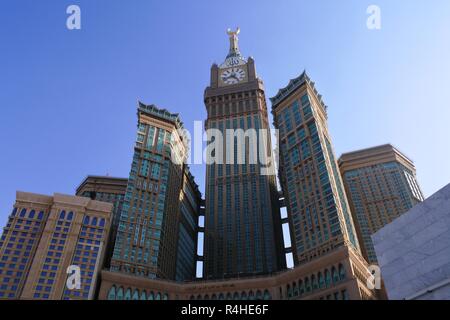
[372,183,450,300]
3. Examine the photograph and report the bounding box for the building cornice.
[270,71,328,113]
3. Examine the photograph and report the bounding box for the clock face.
[221,68,246,85]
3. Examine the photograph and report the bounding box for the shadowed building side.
[76,176,127,269]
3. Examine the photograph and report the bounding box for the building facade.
[0,192,113,300]
[110,103,200,281]
[76,175,127,268]
[373,183,450,300]
[339,144,424,263]
[203,29,285,279]
[271,71,360,267]
[98,245,377,300]
[176,168,202,281]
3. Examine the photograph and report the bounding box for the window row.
[107,286,168,300]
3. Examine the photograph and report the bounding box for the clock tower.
[203,29,286,279]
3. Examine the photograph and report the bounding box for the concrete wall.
[372,183,450,300]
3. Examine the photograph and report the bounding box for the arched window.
[190,295,195,300]
[155,292,161,300]
[59,210,66,220]
[148,292,154,300]
[325,269,331,288]
[249,291,255,300]
[28,210,35,219]
[293,282,298,296]
[132,289,139,300]
[241,292,247,300]
[83,216,90,225]
[140,291,147,300]
[37,211,44,220]
[318,272,325,289]
[196,294,202,300]
[19,209,27,217]
[67,212,73,221]
[99,218,105,227]
[204,295,209,300]
[298,280,304,296]
[211,294,217,300]
[219,293,224,300]
[124,288,132,300]
[163,293,168,300]
[256,290,262,300]
[263,290,271,300]
[338,264,346,281]
[91,217,98,226]
[287,284,292,298]
[226,293,232,300]
[11,207,17,217]
[332,266,339,283]
[311,274,318,291]
[116,287,124,300]
[107,286,116,300]
[305,277,311,292]
[233,292,239,300]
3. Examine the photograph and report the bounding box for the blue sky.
[1,0,450,238]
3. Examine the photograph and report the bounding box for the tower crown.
[226,27,241,58]
[220,27,247,68]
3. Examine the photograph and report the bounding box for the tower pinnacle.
[226,27,241,58]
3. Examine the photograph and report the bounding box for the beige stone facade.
[339,144,423,263]
[0,191,113,300]
[98,245,378,300]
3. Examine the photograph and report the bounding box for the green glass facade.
[271,72,360,266]
[110,103,200,281]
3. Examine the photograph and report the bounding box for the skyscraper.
[271,71,360,266]
[203,29,285,278]
[0,192,113,300]
[339,144,424,263]
[110,103,201,281]
[76,176,127,269]
[176,168,202,281]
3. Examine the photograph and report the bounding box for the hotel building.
[271,71,360,264]
[0,192,113,300]
[339,144,424,263]
[109,103,201,281]
[270,71,379,299]
[203,29,285,279]
[76,176,127,268]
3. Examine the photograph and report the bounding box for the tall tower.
[271,72,360,266]
[339,144,424,263]
[203,29,285,278]
[110,103,201,281]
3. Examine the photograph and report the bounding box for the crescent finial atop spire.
[226,27,241,58]
[220,28,246,68]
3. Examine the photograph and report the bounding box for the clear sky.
[1,0,450,235]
